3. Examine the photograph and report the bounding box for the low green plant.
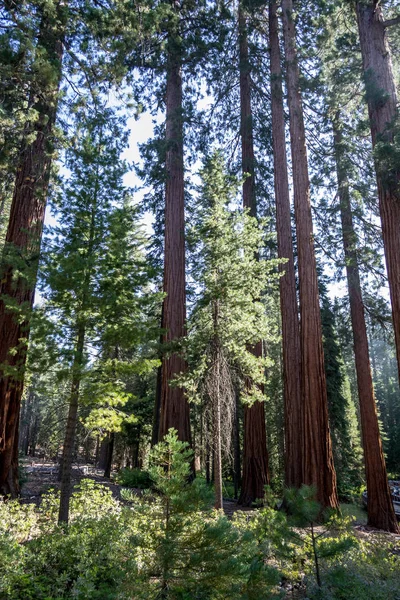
[125,428,281,599]
[0,482,133,599]
[115,467,152,489]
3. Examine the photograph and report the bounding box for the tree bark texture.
[356,1,400,389]
[0,6,65,497]
[333,114,398,532]
[158,12,191,444]
[58,322,85,524]
[104,432,115,479]
[213,302,223,510]
[269,0,302,489]
[239,343,270,506]
[281,0,338,509]
[237,6,270,506]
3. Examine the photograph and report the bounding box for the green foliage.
[0,482,131,599]
[182,152,280,405]
[1,466,399,599]
[121,429,282,599]
[320,286,364,498]
[115,467,151,489]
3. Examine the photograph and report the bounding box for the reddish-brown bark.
[237,6,270,506]
[269,0,302,490]
[333,114,398,533]
[281,0,338,509]
[356,2,400,389]
[0,8,65,497]
[158,12,191,444]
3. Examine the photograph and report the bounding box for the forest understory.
[1,0,400,597]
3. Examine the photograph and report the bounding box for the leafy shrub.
[2,443,399,600]
[124,429,281,599]
[0,482,133,599]
[115,467,151,489]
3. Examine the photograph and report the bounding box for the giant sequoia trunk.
[158,9,191,444]
[237,6,270,506]
[333,115,398,533]
[0,6,65,497]
[281,0,338,509]
[355,2,400,389]
[269,0,302,489]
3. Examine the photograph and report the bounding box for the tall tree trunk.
[58,138,99,523]
[237,5,270,507]
[281,0,338,509]
[0,5,65,498]
[355,1,400,388]
[58,321,85,524]
[152,305,164,446]
[98,437,109,470]
[269,0,302,489]
[333,114,398,532]
[233,387,241,500]
[213,301,223,510]
[158,6,191,444]
[104,432,115,478]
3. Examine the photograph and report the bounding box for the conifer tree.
[355,0,400,388]
[332,113,398,532]
[238,3,270,507]
[269,0,302,490]
[319,281,363,498]
[281,0,338,509]
[0,0,67,497]
[38,107,159,523]
[183,153,279,509]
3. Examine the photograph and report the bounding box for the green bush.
[115,467,152,489]
[1,441,399,600]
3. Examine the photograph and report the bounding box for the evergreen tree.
[319,284,363,498]
[238,2,270,507]
[38,106,159,523]
[281,0,338,509]
[182,153,280,508]
[355,0,400,390]
[0,0,67,497]
[269,0,302,490]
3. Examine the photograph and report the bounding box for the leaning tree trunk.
[0,5,66,498]
[158,9,191,444]
[355,1,400,388]
[281,0,338,509]
[333,114,398,533]
[269,0,302,490]
[237,5,270,506]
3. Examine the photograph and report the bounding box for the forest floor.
[19,458,400,538]
[19,458,254,517]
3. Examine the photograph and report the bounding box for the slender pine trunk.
[333,113,398,533]
[269,0,302,489]
[0,5,66,497]
[104,432,115,479]
[238,4,269,507]
[213,301,223,510]
[58,321,86,524]
[281,0,338,509]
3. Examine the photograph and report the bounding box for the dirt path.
[20,460,124,505]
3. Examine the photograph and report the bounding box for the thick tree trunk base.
[238,399,269,507]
